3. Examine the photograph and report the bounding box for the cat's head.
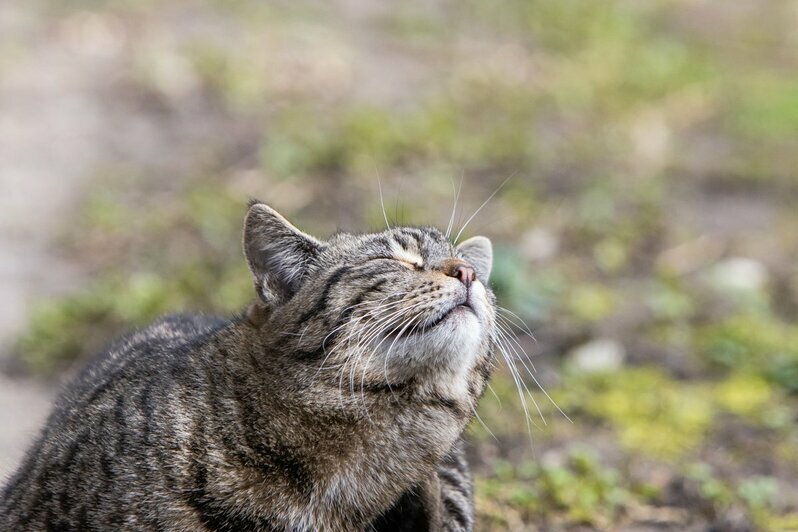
[242,201,496,406]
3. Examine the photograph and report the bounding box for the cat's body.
[1,203,495,531]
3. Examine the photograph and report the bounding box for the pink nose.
[452,264,475,287]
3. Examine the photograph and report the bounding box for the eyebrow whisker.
[454,174,513,244]
[445,173,464,239]
[377,172,391,230]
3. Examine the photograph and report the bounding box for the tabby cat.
[0,201,496,531]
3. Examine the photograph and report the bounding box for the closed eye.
[398,259,422,270]
[370,257,422,270]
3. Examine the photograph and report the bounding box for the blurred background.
[1,0,797,529]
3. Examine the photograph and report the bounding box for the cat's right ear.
[243,202,324,306]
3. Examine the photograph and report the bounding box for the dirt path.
[0,2,121,479]
[0,0,250,479]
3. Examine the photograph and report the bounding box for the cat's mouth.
[386,298,477,338]
[430,301,475,328]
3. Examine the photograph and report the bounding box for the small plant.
[476,448,630,528]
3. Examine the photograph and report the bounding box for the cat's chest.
[199,412,458,531]
[316,408,462,521]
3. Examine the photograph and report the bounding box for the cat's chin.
[428,305,482,346]
[366,282,493,384]
[374,309,485,378]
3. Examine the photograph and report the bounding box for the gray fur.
[1,202,496,531]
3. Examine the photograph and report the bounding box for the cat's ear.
[456,236,492,282]
[243,202,324,305]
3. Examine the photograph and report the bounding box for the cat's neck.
[210,321,466,528]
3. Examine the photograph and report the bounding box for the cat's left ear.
[456,236,492,282]
[243,202,324,305]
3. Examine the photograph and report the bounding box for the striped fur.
[438,440,475,532]
[1,203,496,531]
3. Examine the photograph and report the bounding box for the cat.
[0,201,496,531]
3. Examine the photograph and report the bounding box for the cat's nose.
[444,260,476,287]
[455,265,475,287]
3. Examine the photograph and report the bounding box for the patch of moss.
[562,368,714,460]
[697,313,798,393]
[475,448,629,528]
[257,78,543,181]
[645,281,695,323]
[713,373,774,419]
[184,40,272,111]
[565,284,618,324]
[761,513,798,532]
[737,476,777,514]
[685,463,735,510]
[685,465,789,529]
[728,75,798,139]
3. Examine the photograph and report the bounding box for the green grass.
[476,448,631,528]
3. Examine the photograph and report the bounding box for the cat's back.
[44,313,228,432]
[0,313,229,530]
[66,314,228,400]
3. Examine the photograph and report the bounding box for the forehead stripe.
[393,234,413,251]
[390,240,424,266]
[294,265,354,324]
[400,228,425,243]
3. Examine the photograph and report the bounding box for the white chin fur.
[375,281,489,383]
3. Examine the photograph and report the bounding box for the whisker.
[339,299,428,384]
[321,294,414,345]
[471,404,498,442]
[496,306,537,341]
[496,314,537,373]
[377,171,391,230]
[347,302,429,407]
[394,174,404,226]
[361,311,422,404]
[494,335,539,434]
[445,173,464,239]
[495,325,546,426]
[466,213,513,240]
[454,174,513,244]
[313,295,417,380]
[495,322,572,424]
[494,328,544,429]
[352,346,377,425]
[380,311,426,397]
[527,370,572,424]
[485,382,502,407]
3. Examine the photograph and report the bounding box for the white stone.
[709,257,769,293]
[520,227,559,262]
[569,339,626,373]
